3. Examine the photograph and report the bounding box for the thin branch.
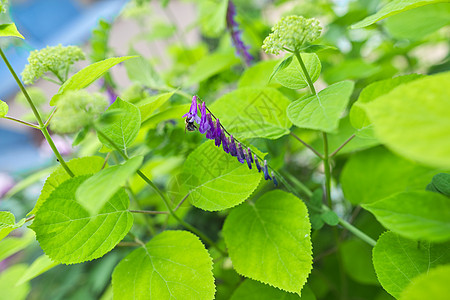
[129,210,170,215]
[330,134,356,158]
[116,241,140,247]
[25,215,35,222]
[174,193,189,211]
[4,116,40,129]
[44,107,58,128]
[289,132,323,159]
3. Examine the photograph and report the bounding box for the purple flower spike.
[247,148,253,163]
[198,102,210,134]
[272,171,278,186]
[183,96,201,124]
[226,0,253,66]
[263,160,272,180]
[229,135,237,156]
[215,119,222,147]
[244,150,252,169]
[237,143,245,163]
[254,155,262,172]
[221,132,230,153]
[205,113,215,139]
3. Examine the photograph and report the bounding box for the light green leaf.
[373,231,450,298]
[399,264,450,300]
[138,92,174,122]
[76,156,143,215]
[17,254,59,285]
[231,279,316,300]
[274,53,321,89]
[0,264,30,300]
[125,49,163,88]
[268,55,292,84]
[223,190,313,295]
[198,0,228,37]
[0,230,35,262]
[287,81,354,132]
[185,51,240,86]
[341,239,378,285]
[361,72,450,169]
[362,191,450,242]
[323,59,380,84]
[50,56,136,105]
[350,74,423,138]
[0,23,25,39]
[238,59,281,88]
[31,176,133,264]
[341,147,437,205]
[0,211,25,241]
[211,87,292,139]
[427,173,450,196]
[299,44,336,53]
[112,230,215,300]
[30,156,105,215]
[97,98,141,151]
[0,99,8,117]
[350,0,447,29]
[183,142,261,211]
[385,3,450,40]
[321,210,339,226]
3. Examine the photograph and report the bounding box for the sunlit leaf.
[274,53,321,89]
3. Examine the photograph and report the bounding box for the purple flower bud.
[182,96,201,124]
[254,155,262,172]
[236,143,245,163]
[244,150,252,169]
[229,135,237,156]
[198,102,210,134]
[272,171,278,187]
[215,119,222,147]
[221,132,230,153]
[247,148,253,163]
[263,160,272,180]
[205,113,215,139]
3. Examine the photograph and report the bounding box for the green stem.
[4,116,40,129]
[0,47,74,177]
[330,134,355,158]
[338,217,376,246]
[289,132,323,159]
[95,126,226,255]
[322,132,332,208]
[294,50,316,95]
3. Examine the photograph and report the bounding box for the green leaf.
[321,210,339,226]
[230,279,316,300]
[341,239,378,285]
[50,56,137,105]
[17,254,59,285]
[350,0,447,29]
[112,230,215,299]
[0,230,35,262]
[183,142,261,211]
[350,74,424,138]
[185,51,240,86]
[0,264,30,300]
[198,0,228,37]
[0,211,25,241]
[31,176,133,264]
[399,264,450,300]
[124,49,163,88]
[323,59,380,84]
[0,23,25,39]
[362,191,450,242]
[268,55,293,83]
[274,53,321,89]
[211,87,292,139]
[30,156,105,215]
[138,92,174,122]
[238,59,281,88]
[287,81,354,132]
[97,98,141,151]
[373,231,450,298]
[299,44,337,53]
[341,147,437,205]
[385,3,450,40]
[76,156,143,215]
[361,72,450,169]
[0,99,8,117]
[223,190,313,295]
[427,173,450,196]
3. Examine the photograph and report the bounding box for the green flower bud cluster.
[50,90,108,134]
[21,44,85,85]
[262,15,322,55]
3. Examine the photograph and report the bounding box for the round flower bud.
[262,15,322,55]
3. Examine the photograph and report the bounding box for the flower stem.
[0,47,74,177]
[294,50,316,95]
[322,132,332,208]
[289,132,323,159]
[4,116,40,129]
[330,134,356,158]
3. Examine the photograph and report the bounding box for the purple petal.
[254,155,262,172]
[199,102,209,134]
[236,143,245,163]
[205,114,215,139]
[229,135,237,156]
[215,119,222,147]
[221,132,230,153]
[263,160,272,180]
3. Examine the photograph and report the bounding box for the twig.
[289,132,323,159]
[330,134,356,158]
